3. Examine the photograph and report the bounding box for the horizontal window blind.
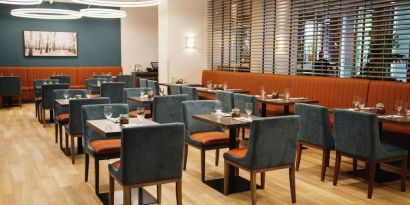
[208,0,410,82]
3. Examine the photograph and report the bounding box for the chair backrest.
[93,75,112,81]
[0,77,21,95]
[116,75,133,88]
[182,100,223,135]
[147,80,160,95]
[333,109,382,160]
[101,82,125,103]
[51,76,71,85]
[215,91,234,113]
[181,86,199,101]
[233,93,259,116]
[139,78,147,88]
[153,94,189,123]
[68,98,110,135]
[52,89,86,118]
[242,116,300,170]
[170,84,182,95]
[34,79,58,97]
[85,78,105,94]
[82,103,129,142]
[117,123,185,185]
[295,103,334,148]
[123,88,150,111]
[41,83,70,109]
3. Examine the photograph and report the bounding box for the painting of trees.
[23,31,78,57]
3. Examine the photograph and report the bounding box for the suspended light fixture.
[11,8,82,20]
[71,0,160,7]
[0,0,42,5]
[80,8,126,18]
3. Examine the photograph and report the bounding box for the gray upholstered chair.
[0,76,21,108]
[215,90,234,113]
[182,100,229,182]
[93,75,112,81]
[51,75,71,85]
[170,84,182,95]
[40,83,70,126]
[116,75,133,88]
[82,103,128,194]
[85,78,106,94]
[223,116,300,204]
[34,79,58,118]
[123,88,151,117]
[181,86,199,101]
[52,89,86,147]
[333,109,408,199]
[65,98,110,164]
[139,78,147,88]
[233,93,259,139]
[147,80,160,95]
[101,82,125,104]
[295,103,334,181]
[108,123,185,205]
[152,94,189,124]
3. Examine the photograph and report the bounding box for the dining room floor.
[0,104,409,205]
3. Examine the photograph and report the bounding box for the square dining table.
[257,96,319,116]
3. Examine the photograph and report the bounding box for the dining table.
[128,96,154,111]
[192,113,260,194]
[86,118,159,205]
[257,96,319,117]
[158,82,203,95]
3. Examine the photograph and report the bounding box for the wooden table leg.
[261,103,267,117]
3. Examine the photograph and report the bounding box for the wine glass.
[207,81,213,90]
[284,88,290,100]
[86,89,92,99]
[104,106,113,122]
[97,80,101,87]
[395,100,403,115]
[160,88,165,96]
[215,101,222,115]
[245,103,253,119]
[261,86,266,99]
[405,103,410,117]
[136,107,145,122]
[140,89,145,98]
[63,89,69,100]
[358,99,366,110]
[223,82,228,91]
[43,80,47,85]
[352,96,360,109]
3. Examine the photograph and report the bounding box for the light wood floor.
[0,104,409,205]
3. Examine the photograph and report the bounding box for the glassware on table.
[284,88,290,100]
[140,89,145,98]
[160,88,165,96]
[147,90,154,98]
[63,89,69,100]
[97,80,101,87]
[104,105,113,122]
[207,81,213,90]
[261,86,266,99]
[215,101,222,115]
[43,80,47,84]
[352,96,361,109]
[86,89,92,98]
[395,100,403,115]
[136,107,145,122]
[245,103,253,119]
[358,99,366,110]
[223,82,228,91]
[405,103,410,116]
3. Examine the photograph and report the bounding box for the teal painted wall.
[0,3,121,66]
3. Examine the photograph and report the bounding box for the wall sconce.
[186,36,195,49]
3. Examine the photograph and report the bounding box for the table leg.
[284,105,290,115]
[261,103,267,117]
[77,137,84,154]
[49,109,54,123]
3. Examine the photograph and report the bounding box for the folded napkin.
[212,112,231,117]
[233,117,253,122]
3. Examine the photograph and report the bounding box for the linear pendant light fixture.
[71,0,160,7]
[0,0,42,5]
[80,8,126,18]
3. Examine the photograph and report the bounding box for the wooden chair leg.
[54,123,58,143]
[325,149,330,167]
[176,179,182,205]
[368,162,376,199]
[59,125,63,149]
[70,136,75,164]
[295,142,302,171]
[261,172,265,189]
[320,149,327,181]
[123,186,131,205]
[401,157,407,192]
[85,153,89,182]
[109,174,114,205]
[250,171,257,205]
[183,144,188,170]
[353,158,358,176]
[42,109,46,127]
[18,96,22,108]
[289,164,296,203]
[241,128,246,140]
[157,185,162,203]
[200,149,205,182]
[224,161,229,195]
[215,149,220,166]
[95,159,100,194]
[333,151,341,186]
[65,132,69,155]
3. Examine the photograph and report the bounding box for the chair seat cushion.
[129,110,152,118]
[191,131,229,145]
[226,148,247,158]
[381,143,408,158]
[89,139,121,154]
[112,160,120,171]
[57,113,69,123]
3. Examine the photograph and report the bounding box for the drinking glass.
[261,86,266,99]
[395,100,403,115]
[97,80,101,87]
[207,81,213,90]
[215,101,222,115]
[352,96,360,109]
[358,99,366,110]
[63,89,69,100]
[104,106,113,121]
[43,80,47,84]
[405,103,410,116]
[160,88,165,96]
[136,107,145,122]
[223,82,228,90]
[86,89,92,98]
[245,103,253,119]
[140,89,145,98]
[284,88,290,100]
